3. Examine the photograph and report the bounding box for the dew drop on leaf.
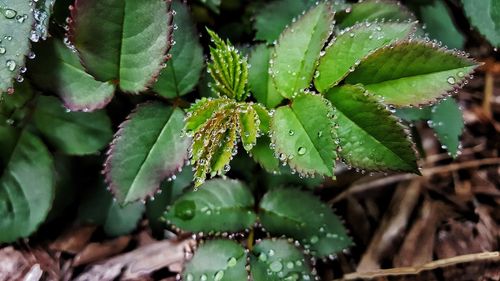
[227,257,237,267]
[447,76,456,85]
[0,46,5,54]
[288,129,295,136]
[174,200,196,220]
[259,252,268,262]
[297,147,307,155]
[269,260,283,272]
[200,274,207,281]
[3,8,17,19]
[214,270,224,281]
[6,60,16,71]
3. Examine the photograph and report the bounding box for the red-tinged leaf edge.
[67,0,174,94]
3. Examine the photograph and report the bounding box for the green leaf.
[248,44,283,108]
[70,0,173,93]
[336,0,415,29]
[0,81,34,122]
[251,137,280,174]
[239,104,259,151]
[153,0,203,98]
[105,103,189,203]
[183,239,248,281]
[315,22,416,92]
[251,239,314,281]
[0,1,34,94]
[271,2,333,99]
[0,126,54,242]
[146,167,193,236]
[164,179,256,233]
[196,0,221,13]
[271,94,336,177]
[259,188,352,258]
[345,41,478,106]
[326,85,418,173]
[461,0,500,46]
[395,106,432,122]
[78,182,144,237]
[252,103,271,133]
[420,1,465,50]
[185,97,232,133]
[29,39,115,112]
[207,29,249,101]
[33,96,113,155]
[430,98,464,157]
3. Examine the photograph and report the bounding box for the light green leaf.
[70,0,173,93]
[164,179,256,233]
[183,240,248,281]
[207,29,249,101]
[0,0,34,94]
[271,2,334,99]
[105,103,189,203]
[430,98,464,157]
[78,182,144,237]
[248,44,283,108]
[33,96,113,155]
[345,41,478,106]
[336,0,415,29]
[185,97,232,133]
[315,22,415,92]
[0,126,54,242]
[250,239,313,281]
[461,0,500,46]
[326,85,419,173]
[239,104,258,151]
[153,0,203,98]
[251,137,280,174]
[252,103,271,133]
[271,93,336,177]
[29,39,115,112]
[259,188,352,258]
[420,1,465,50]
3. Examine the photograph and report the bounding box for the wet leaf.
[461,0,500,46]
[336,0,415,29]
[248,44,283,108]
[430,98,464,158]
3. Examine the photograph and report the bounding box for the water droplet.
[457,71,465,78]
[174,200,196,220]
[227,257,237,267]
[268,249,275,257]
[200,274,207,281]
[259,253,268,262]
[288,130,294,136]
[0,46,5,54]
[223,164,230,172]
[6,60,16,71]
[286,261,294,269]
[297,147,307,155]
[3,9,17,19]
[447,76,456,85]
[317,131,323,138]
[310,236,319,244]
[269,260,283,272]
[214,271,224,281]
[185,274,194,281]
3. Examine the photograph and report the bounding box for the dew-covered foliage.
[0,0,483,279]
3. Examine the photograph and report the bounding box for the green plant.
[0,0,480,279]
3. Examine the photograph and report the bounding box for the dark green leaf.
[326,85,418,173]
[0,0,34,93]
[395,106,432,122]
[183,239,248,281]
[251,239,313,281]
[271,93,336,177]
[315,22,415,92]
[461,0,500,46]
[153,0,204,98]
[248,44,283,108]
[271,2,333,99]
[420,1,465,50]
[345,41,478,106]
[70,0,173,92]
[164,179,256,233]
[33,96,113,155]
[336,0,415,29]
[251,136,280,174]
[430,98,464,157]
[0,126,54,242]
[259,188,352,258]
[29,39,115,112]
[105,102,189,203]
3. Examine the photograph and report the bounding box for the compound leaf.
[164,179,256,233]
[248,44,283,108]
[0,0,34,94]
[105,103,189,203]
[29,39,115,112]
[271,94,336,177]
[430,98,464,157]
[315,22,415,92]
[70,0,173,93]
[259,188,352,258]
[461,0,500,46]
[183,239,248,281]
[153,0,203,98]
[345,41,478,106]
[0,126,54,242]
[250,239,314,281]
[33,96,113,155]
[336,0,415,29]
[326,85,418,173]
[271,2,333,99]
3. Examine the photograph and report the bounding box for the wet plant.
[0,0,485,280]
